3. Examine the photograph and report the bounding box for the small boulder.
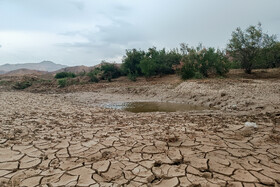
[245,122,258,128]
[221,92,226,97]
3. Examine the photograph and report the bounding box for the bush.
[100,63,121,81]
[128,73,137,81]
[180,62,196,80]
[121,49,145,80]
[13,81,32,90]
[139,57,157,77]
[57,78,67,88]
[179,45,229,80]
[139,47,182,78]
[228,61,241,69]
[0,80,9,86]
[87,63,121,83]
[258,42,280,68]
[78,71,86,76]
[121,47,182,80]
[87,72,99,83]
[193,72,204,79]
[55,72,76,79]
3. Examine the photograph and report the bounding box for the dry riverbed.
[0,74,280,186]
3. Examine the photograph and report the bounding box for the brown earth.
[0,69,279,186]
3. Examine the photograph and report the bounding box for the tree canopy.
[227,23,277,73]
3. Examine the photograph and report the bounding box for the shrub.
[121,49,145,80]
[100,63,121,81]
[13,81,32,90]
[258,42,280,68]
[78,71,86,76]
[139,57,157,77]
[179,61,196,80]
[228,61,241,69]
[128,73,137,81]
[87,68,100,83]
[57,78,67,88]
[193,72,204,79]
[0,80,9,86]
[179,45,229,80]
[54,72,76,79]
[88,72,99,83]
[139,47,182,78]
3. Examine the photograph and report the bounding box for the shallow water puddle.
[103,101,209,113]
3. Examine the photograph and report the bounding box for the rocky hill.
[53,65,94,74]
[0,61,67,74]
[3,68,48,76]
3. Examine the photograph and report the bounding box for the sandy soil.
[0,72,280,186]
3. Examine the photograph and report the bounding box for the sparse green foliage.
[179,45,229,80]
[87,62,121,82]
[228,61,241,69]
[139,47,181,77]
[13,81,32,90]
[193,72,204,79]
[87,71,99,83]
[127,73,137,81]
[78,71,86,76]
[57,78,67,87]
[259,42,280,68]
[180,61,196,79]
[54,72,76,79]
[0,80,9,86]
[100,63,121,82]
[227,23,277,74]
[121,49,145,80]
[122,47,181,79]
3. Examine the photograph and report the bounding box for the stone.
[245,122,258,128]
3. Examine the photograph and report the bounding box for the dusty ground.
[0,69,280,186]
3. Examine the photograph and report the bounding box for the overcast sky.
[0,0,279,66]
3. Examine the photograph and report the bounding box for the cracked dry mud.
[0,90,279,187]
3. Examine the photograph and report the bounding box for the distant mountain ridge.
[3,69,48,76]
[0,61,67,74]
[53,65,94,74]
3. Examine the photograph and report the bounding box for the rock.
[221,92,226,97]
[231,105,237,110]
[244,122,258,128]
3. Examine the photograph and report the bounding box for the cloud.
[0,0,279,65]
[69,0,85,11]
[59,18,147,47]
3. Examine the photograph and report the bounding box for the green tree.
[139,47,181,77]
[260,42,280,68]
[227,23,277,74]
[121,49,145,80]
[180,45,229,79]
[139,47,160,77]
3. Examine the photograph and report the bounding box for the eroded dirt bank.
[0,75,280,186]
[64,77,280,115]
